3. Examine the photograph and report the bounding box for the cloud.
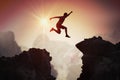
[109,18,120,43]
[95,0,120,43]
[33,34,82,80]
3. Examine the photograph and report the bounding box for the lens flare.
[40,18,48,26]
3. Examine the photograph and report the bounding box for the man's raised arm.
[50,16,61,20]
[67,11,73,17]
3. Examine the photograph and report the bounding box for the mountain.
[0,48,55,80]
[76,36,120,80]
[0,31,21,57]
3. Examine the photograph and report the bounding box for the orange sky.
[0,1,120,80]
[0,0,120,47]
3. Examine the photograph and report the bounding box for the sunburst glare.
[40,18,48,26]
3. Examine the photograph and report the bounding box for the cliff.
[0,48,55,80]
[76,36,120,80]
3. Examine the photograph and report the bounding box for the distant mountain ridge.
[0,31,21,57]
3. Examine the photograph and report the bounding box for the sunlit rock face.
[76,36,120,80]
[0,48,55,80]
[0,31,21,57]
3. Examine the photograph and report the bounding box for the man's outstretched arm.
[67,11,73,16]
[67,11,73,17]
[50,16,61,20]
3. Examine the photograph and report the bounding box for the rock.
[0,48,55,80]
[76,36,120,80]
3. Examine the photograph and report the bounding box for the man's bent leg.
[55,28,61,34]
[61,26,70,38]
[50,27,61,34]
[50,28,54,32]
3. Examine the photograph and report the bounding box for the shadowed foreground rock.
[76,36,120,80]
[0,48,55,80]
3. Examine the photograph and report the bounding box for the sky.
[0,0,120,47]
[0,0,120,80]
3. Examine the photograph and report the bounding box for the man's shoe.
[66,35,70,38]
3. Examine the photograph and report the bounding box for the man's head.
[63,12,67,17]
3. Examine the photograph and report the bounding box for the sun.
[40,18,48,26]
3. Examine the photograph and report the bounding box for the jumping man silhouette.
[50,11,73,38]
